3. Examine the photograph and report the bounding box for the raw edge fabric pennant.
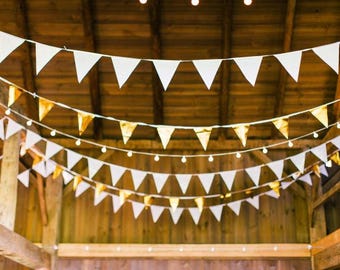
[109,164,126,186]
[220,170,237,190]
[112,194,123,213]
[94,191,109,206]
[87,157,104,179]
[267,160,284,179]
[298,173,312,186]
[245,166,261,186]
[131,201,145,219]
[265,190,280,199]
[194,127,212,151]
[152,59,181,91]
[62,170,74,185]
[192,59,222,89]
[227,200,242,216]
[274,50,302,82]
[0,31,25,63]
[188,207,202,225]
[119,121,138,144]
[332,136,340,149]
[17,170,30,188]
[209,204,223,222]
[233,124,249,147]
[319,164,328,177]
[233,56,263,86]
[39,98,54,121]
[111,56,141,88]
[130,169,147,190]
[312,42,339,74]
[32,160,46,178]
[6,118,23,139]
[272,118,289,139]
[246,196,259,210]
[157,126,175,149]
[170,207,184,224]
[8,85,22,107]
[73,50,101,83]
[45,141,63,160]
[45,160,56,177]
[311,105,328,127]
[66,149,83,169]
[75,181,91,197]
[169,197,179,212]
[35,42,61,75]
[152,173,169,193]
[25,129,42,150]
[289,152,306,172]
[281,180,294,190]
[175,174,192,194]
[0,118,5,140]
[150,205,164,223]
[197,173,215,194]
[310,143,328,163]
[77,111,94,135]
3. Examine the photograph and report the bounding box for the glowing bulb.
[26,120,32,126]
[211,247,215,252]
[307,244,312,250]
[191,0,199,6]
[313,132,319,138]
[288,140,293,147]
[127,151,133,157]
[181,156,187,163]
[273,246,278,251]
[154,155,160,162]
[5,109,10,115]
[262,147,268,154]
[179,247,184,252]
[148,247,152,252]
[242,247,246,252]
[50,130,56,136]
[337,122,340,129]
[101,146,107,153]
[75,139,81,146]
[139,0,147,4]
[244,0,252,5]
[208,155,214,162]
[220,194,224,199]
[236,152,241,158]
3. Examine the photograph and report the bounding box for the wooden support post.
[37,174,48,226]
[0,132,20,230]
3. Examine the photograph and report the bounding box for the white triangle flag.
[111,56,141,88]
[209,205,223,222]
[188,208,202,225]
[265,190,280,199]
[109,164,126,186]
[311,144,328,163]
[130,169,147,190]
[234,56,263,86]
[197,173,215,193]
[319,164,328,177]
[6,119,23,139]
[246,196,259,210]
[17,170,30,188]
[73,50,101,83]
[170,208,184,224]
[227,200,242,215]
[291,172,301,180]
[194,127,212,150]
[32,161,46,178]
[75,181,91,197]
[45,160,56,177]
[281,181,294,190]
[62,171,74,185]
[0,118,4,140]
[267,160,284,179]
[35,42,61,75]
[290,152,306,172]
[25,130,42,149]
[157,126,175,149]
[112,195,123,213]
[220,170,237,190]
[274,50,302,82]
[87,157,103,178]
[45,141,63,160]
[152,173,169,193]
[0,31,25,63]
[131,201,144,219]
[66,150,83,169]
[175,174,192,194]
[192,59,222,89]
[312,42,339,74]
[298,173,312,186]
[94,191,109,206]
[150,205,164,223]
[332,136,340,149]
[245,166,261,186]
[152,60,181,90]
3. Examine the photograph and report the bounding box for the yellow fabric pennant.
[119,121,138,144]
[169,197,179,212]
[52,165,63,180]
[194,127,212,151]
[157,126,175,149]
[119,190,131,205]
[233,124,249,147]
[311,105,328,127]
[269,181,280,197]
[8,85,22,107]
[32,155,43,166]
[144,195,152,208]
[312,164,321,178]
[73,175,82,191]
[95,183,106,197]
[77,111,94,135]
[194,197,204,213]
[272,118,289,139]
[39,98,54,121]
[330,152,340,165]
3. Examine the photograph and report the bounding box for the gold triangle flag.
[169,197,179,212]
[194,127,212,150]
[233,124,249,147]
[77,111,94,135]
[119,190,131,205]
[194,197,204,213]
[95,183,106,197]
[312,164,321,178]
[73,175,82,191]
[119,121,138,144]
[8,85,22,107]
[157,126,175,149]
[272,118,289,139]
[52,165,63,180]
[144,195,152,208]
[269,181,280,197]
[330,152,340,165]
[311,105,328,127]
[39,98,54,121]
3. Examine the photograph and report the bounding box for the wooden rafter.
[81,0,103,139]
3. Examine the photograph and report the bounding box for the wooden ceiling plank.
[81,0,103,139]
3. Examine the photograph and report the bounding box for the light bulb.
[50,130,56,136]
[181,156,187,163]
[139,0,147,4]
[127,151,133,157]
[75,139,81,146]
[101,146,107,153]
[244,0,252,5]
[154,155,160,162]
[236,152,241,158]
[262,147,268,154]
[26,120,32,126]
[288,140,293,147]
[313,132,319,138]
[5,109,10,115]
[191,0,199,6]
[273,246,278,251]
[208,155,214,162]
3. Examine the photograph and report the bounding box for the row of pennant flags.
[0,31,339,91]
[6,82,331,150]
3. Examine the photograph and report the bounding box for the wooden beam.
[312,228,340,255]
[0,132,20,230]
[334,72,340,119]
[148,0,164,125]
[312,179,340,210]
[36,174,48,227]
[81,0,103,139]
[0,224,50,269]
